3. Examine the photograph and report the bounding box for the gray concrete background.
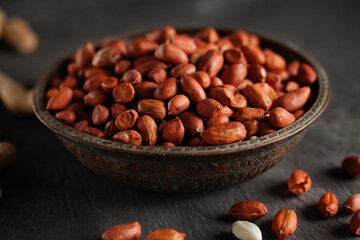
[0,0,359,239]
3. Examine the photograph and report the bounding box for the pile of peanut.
[46,26,317,146]
[100,156,360,240]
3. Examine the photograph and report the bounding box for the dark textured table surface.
[0,0,359,239]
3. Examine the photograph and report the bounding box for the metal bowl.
[33,28,330,192]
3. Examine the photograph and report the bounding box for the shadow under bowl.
[33,28,330,193]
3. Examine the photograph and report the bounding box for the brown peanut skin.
[265,52,286,73]
[220,106,234,118]
[272,209,297,240]
[242,84,272,111]
[269,107,296,128]
[167,94,190,116]
[284,81,300,92]
[133,56,157,67]
[158,142,176,147]
[92,105,109,126]
[350,211,360,235]
[60,76,78,89]
[83,68,110,79]
[229,31,250,47]
[166,35,197,55]
[209,77,224,89]
[298,63,317,85]
[222,84,238,94]
[148,68,167,84]
[46,87,73,111]
[104,120,119,137]
[72,89,85,102]
[209,87,234,106]
[186,136,205,146]
[293,109,305,120]
[197,49,224,78]
[266,72,282,90]
[146,26,176,43]
[102,77,119,94]
[135,81,158,100]
[180,112,204,136]
[217,37,235,53]
[110,103,127,119]
[273,86,311,112]
[247,64,267,83]
[343,193,360,213]
[160,117,185,146]
[233,107,265,122]
[188,71,211,89]
[205,112,229,128]
[236,79,253,91]
[198,27,219,43]
[145,229,186,240]
[113,130,142,145]
[170,63,196,78]
[74,42,95,68]
[180,75,207,104]
[114,60,132,75]
[288,169,312,195]
[113,82,135,104]
[135,60,168,75]
[102,222,141,240]
[83,74,107,92]
[155,43,188,65]
[287,60,300,76]
[221,63,247,86]
[258,122,276,136]
[342,156,360,178]
[84,127,105,138]
[317,192,338,217]
[196,98,223,118]
[230,93,247,110]
[75,120,90,132]
[230,201,268,221]
[223,48,246,64]
[92,47,121,68]
[127,38,158,57]
[137,99,166,121]
[121,69,142,85]
[83,89,107,107]
[115,109,139,130]
[65,102,88,121]
[55,110,76,125]
[202,122,247,145]
[153,77,178,101]
[67,62,80,77]
[137,115,158,146]
[242,45,266,64]
[46,88,59,100]
[243,120,259,139]
[254,82,278,101]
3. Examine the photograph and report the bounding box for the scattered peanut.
[272,209,297,239]
[232,221,262,240]
[102,222,141,240]
[288,169,312,195]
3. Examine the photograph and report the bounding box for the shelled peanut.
[46,26,318,146]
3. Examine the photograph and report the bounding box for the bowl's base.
[59,131,304,193]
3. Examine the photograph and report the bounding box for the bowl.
[33,28,330,192]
